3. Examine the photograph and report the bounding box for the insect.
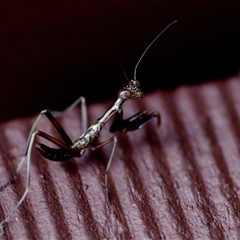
[0,20,177,232]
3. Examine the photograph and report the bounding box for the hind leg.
[0,130,38,233]
[0,101,84,232]
[3,96,87,186]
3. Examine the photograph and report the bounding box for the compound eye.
[132,80,140,87]
[118,89,131,99]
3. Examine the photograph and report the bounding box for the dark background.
[0,1,239,122]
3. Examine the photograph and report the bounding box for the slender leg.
[91,136,118,202]
[0,130,37,233]
[2,97,86,190]
[0,101,85,232]
[50,96,88,133]
[36,110,73,146]
[2,109,78,190]
[0,127,81,233]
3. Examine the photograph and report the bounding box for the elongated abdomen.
[35,143,74,161]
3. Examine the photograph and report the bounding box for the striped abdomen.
[35,143,75,161]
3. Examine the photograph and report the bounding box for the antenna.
[133,20,177,80]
